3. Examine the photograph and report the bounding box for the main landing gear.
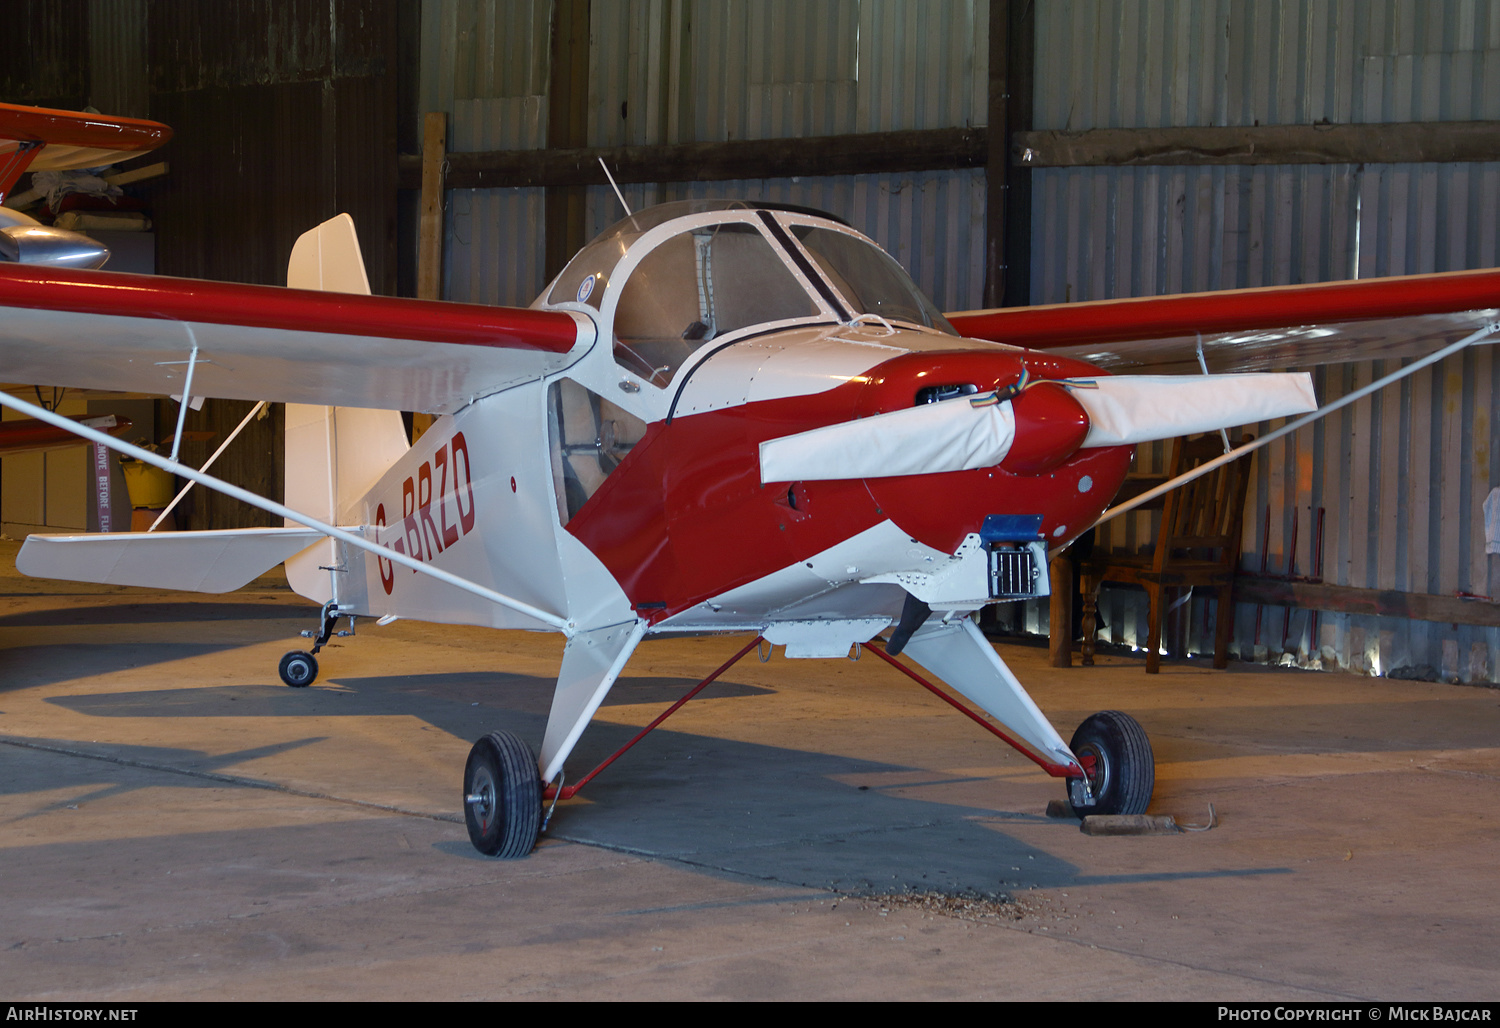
[464,730,542,858]
[1066,710,1155,816]
[278,600,356,688]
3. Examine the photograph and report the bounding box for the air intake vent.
[989,545,1042,599]
[915,383,979,405]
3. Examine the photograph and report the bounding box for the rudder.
[283,215,410,603]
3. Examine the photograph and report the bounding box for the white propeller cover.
[757,370,1317,483]
[759,395,1016,483]
[1067,372,1317,447]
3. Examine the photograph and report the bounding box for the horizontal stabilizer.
[1068,372,1317,447]
[17,527,326,593]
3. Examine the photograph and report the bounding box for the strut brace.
[863,641,1079,778]
[543,635,765,800]
[543,629,1081,802]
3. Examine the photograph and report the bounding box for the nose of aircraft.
[758,343,1318,487]
[996,380,1091,475]
[818,347,1107,481]
[759,347,1105,485]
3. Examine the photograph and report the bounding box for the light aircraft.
[0,103,163,455]
[2,106,1497,858]
[0,101,169,270]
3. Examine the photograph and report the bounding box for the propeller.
[759,370,1317,483]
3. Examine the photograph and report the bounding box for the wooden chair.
[1079,433,1255,673]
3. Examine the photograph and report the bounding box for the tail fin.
[284,215,410,603]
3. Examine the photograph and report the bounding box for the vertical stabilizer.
[284,215,410,604]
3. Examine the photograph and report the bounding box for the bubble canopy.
[541,200,956,364]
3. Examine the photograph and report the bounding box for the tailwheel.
[463,730,542,858]
[278,650,318,688]
[1066,710,1154,817]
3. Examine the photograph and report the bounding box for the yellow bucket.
[121,461,175,509]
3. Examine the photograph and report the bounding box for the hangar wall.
[2,0,409,532]
[420,0,991,312]
[420,0,1500,684]
[1029,0,1500,682]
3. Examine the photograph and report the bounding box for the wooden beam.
[1013,121,1500,168]
[397,126,988,191]
[416,111,446,302]
[104,160,168,187]
[395,119,1500,198]
[1234,576,1500,629]
[1048,554,1072,668]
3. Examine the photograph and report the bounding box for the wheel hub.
[467,766,496,831]
[1075,741,1111,797]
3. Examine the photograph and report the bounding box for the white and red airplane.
[2,106,1497,858]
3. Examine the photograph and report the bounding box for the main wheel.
[463,730,542,858]
[1066,710,1154,816]
[278,650,318,688]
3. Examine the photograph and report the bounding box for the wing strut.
[0,389,573,634]
[1086,319,1500,533]
[150,399,267,531]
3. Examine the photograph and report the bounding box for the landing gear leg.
[278,600,354,688]
[464,731,543,858]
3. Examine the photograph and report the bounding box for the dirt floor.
[1,540,1497,1001]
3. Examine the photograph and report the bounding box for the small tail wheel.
[278,650,318,688]
[464,730,542,858]
[1067,710,1154,816]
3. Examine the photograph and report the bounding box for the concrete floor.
[1,539,1498,1001]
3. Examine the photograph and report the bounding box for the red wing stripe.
[948,268,1500,347]
[0,263,582,353]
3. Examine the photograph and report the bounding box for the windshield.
[613,222,820,386]
[546,200,769,308]
[791,225,957,334]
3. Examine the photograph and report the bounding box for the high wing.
[0,263,594,413]
[2,101,590,410]
[947,267,1500,374]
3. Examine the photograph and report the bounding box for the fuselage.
[351,200,1131,635]
[566,334,1132,624]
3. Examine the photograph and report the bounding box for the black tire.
[463,731,542,858]
[278,650,318,688]
[1067,710,1154,816]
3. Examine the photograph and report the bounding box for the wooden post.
[1049,554,1073,668]
[417,112,447,302]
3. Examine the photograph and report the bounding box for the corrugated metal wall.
[141,0,401,531]
[1031,0,1500,683]
[3,1,403,532]
[0,0,89,108]
[421,0,991,312]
